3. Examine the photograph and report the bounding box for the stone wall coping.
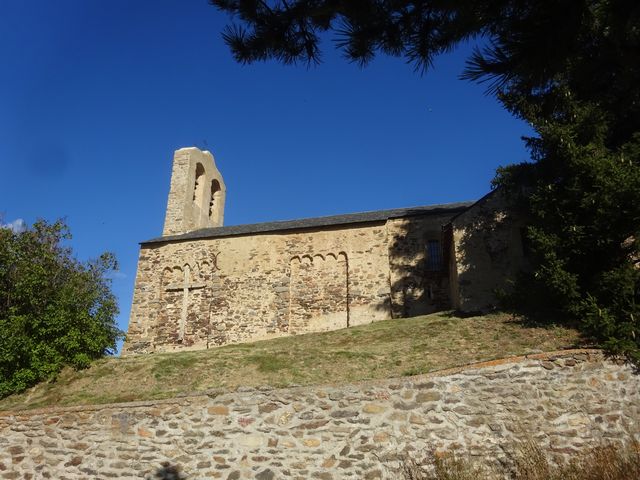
[0,348,610,418]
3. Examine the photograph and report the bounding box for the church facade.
[123,148,526,355]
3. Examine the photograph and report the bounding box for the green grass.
[0,311,585,411]
[247,353,290,372]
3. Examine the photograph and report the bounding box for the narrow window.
[193,163,205,207]
[209,179,221,220]
[426,239,443,271]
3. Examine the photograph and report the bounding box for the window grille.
[426,239,443,271]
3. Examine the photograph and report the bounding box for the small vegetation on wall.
[399,438,640,480]
[0,219,122,398]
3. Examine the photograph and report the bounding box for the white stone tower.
[162,147,226,236]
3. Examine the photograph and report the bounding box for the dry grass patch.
[397,438,640,480]
[0,311,584,410]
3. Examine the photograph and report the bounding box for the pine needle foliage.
[213,0,640,362]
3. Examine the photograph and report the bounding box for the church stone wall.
[450,191,528,312]
[2,351,638,479]
[387,214,455,318]
[163,148,226,236]
[128,147,528,354]
[124,223,392,355]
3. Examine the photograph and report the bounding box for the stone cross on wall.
[164,264,205,340]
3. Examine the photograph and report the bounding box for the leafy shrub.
[0,219,122,397]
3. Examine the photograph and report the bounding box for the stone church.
[123,148,526,355]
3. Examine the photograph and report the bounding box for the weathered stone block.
[207,405,229,415]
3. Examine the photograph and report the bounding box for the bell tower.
[162,147,226,236]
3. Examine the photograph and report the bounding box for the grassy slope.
[0,312,584,411]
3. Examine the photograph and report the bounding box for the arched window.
[209,179,221,221]
[192,163,205,214]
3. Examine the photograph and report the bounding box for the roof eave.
[140,201,475,246]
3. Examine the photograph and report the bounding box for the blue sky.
[0,0,533,346]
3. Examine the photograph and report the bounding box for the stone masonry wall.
[1,350,638,479]
[124,223,392,354]
[451,191,528,312]
[163,148,226,236]
[387,214,454,318]
[126,210,465,355]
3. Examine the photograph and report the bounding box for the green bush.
[496,97,640,363]
[0,219,122,397]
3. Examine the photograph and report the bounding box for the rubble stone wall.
[451,191,528,312]
[1,350,638,479]
[125,211,459,355]
[387,214,454,318]
[124,223,392,354]
[162,148,226,236]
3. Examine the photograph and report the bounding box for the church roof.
[141,201,474,245]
